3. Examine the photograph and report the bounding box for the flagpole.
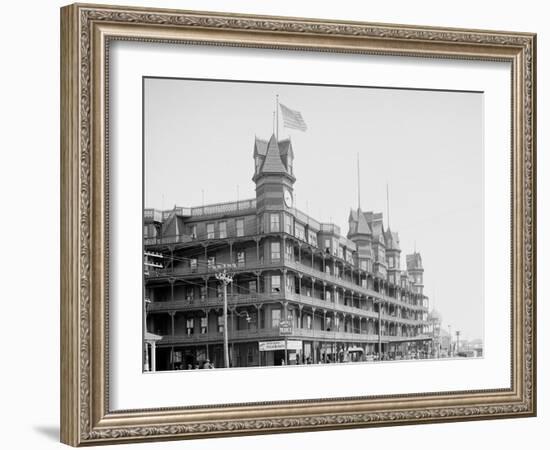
[276,94,279,140]
[357,152,361,210]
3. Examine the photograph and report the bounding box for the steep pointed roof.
[356,209,372,234]
[259,134,288,174]
[385,229,400,250]
[406,252,423,270]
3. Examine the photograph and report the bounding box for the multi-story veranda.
[145,229,431,370]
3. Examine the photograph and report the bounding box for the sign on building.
[279,320,292,335]
[259,340,302,352]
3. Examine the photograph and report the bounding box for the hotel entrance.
[259,340,303,366]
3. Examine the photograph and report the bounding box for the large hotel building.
[143,134,431,371]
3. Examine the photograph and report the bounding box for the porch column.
[169,278,175,302]
[151,341,157,372]
[170,311,175,336]
[144,342,150,372]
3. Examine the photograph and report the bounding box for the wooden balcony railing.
[156,327,432,346]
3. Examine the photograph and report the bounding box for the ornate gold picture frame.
[60,3,536,446]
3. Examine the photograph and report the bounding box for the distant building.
[143,134,431,370]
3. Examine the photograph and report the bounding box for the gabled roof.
[279,138,293,160]
[259,134,289,174]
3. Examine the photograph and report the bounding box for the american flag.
[280,103,307,132]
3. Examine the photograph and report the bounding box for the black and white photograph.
[142,77,484,372]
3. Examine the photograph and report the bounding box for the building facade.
[143,134,431,371]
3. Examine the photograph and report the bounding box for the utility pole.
[455,330,461,355]
[215,266,234,368]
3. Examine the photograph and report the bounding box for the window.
[326,290,331,301]
[335,265,340,277]
[286,275,292,292]
[333,238,339,256]
[295,223,305,241]
[190,258,198,271]
[271,309,281,328]
[306,315,312,329]
[236,250,245,267]
[285,242,293,260]
[271,275,281,293]
[200,286,206,300]
[270,242,280,261]
[217,315,224,333]
[285,215,293,235]
[346,250,354,264]
[325,265,331,275]
[207,256,216,269]
[338,246,344,259]
[206,223,215,239]
[186,318,194,335]
[378,246,386,263]
[190,224,197,239]
[308,230,317,247]
[248,280,257,294]
[324,239,331,254]
[361,279,367,289]
[200,316,208,334]
[360,260,367,271]
[219,221,227,238]
[270,213,280,232]
[236,218,244,237]
[186,288,194,301]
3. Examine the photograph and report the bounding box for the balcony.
[189,199,256,217]
[148,292,425,327]
[320,223,341,235]
[147,259,428,315]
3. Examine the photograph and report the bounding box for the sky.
[144,77,484,341]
